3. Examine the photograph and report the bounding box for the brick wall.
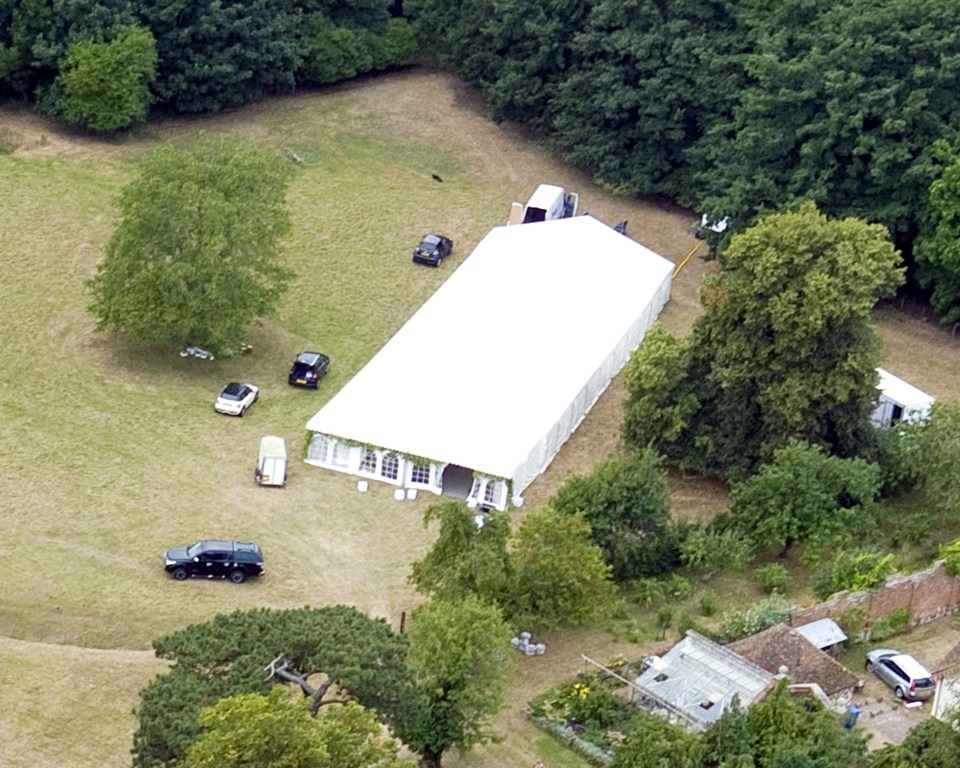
[789,560,960,629]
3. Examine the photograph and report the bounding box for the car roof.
[890,654,932,678]
[296,351,325,364]
[421,234,441,243]
[198,540,233,550]
[222,382,247,393]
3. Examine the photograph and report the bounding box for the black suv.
[164,540,264,583]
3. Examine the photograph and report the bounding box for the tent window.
[307,434,331,464]
[891,404,904,424]
[381,454,399,480]
[331,442,351,468]
[359,451,378,474]
[483,481,502,505]
[411,463,431,485]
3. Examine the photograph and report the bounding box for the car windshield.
[297,353,321,365]
[421,235,440,248]
[186,542,203,557]
[221,383,245,400]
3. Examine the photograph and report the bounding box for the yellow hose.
[673,242,701,277]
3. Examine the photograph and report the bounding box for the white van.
[256,436,287,487]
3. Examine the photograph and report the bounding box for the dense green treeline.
[6,0,960,316]
[0,0,416,126]
[407,0,960,307]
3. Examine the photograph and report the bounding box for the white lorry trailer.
[256,436,288,487]
[509,184,579,224]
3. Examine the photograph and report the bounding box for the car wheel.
[895,686,906,699]
[253,391,259,403]
[172,568,189,581]
[229,570,247,584]
[865,660,874,672]
[239,406,246,417]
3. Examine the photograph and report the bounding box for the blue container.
[844,703,861,730]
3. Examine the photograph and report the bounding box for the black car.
[164,540,264,583]
[288,351,330,388]
[412,233,453,267]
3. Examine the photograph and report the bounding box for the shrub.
[812,550,896,600]
[699,592,719,617]
[718,594,791,643]
[530,675,635,747]
[940,537,960,576]
[870,608,911,641]
[626,624,644,644]
[756,562,791,594]
[666,573,693,600]
[837,605,870,641]
[630,578,666,606]
[680,527,755,573]
[656,605,675,639]
[568,686,632,732]
[551,450,678,581]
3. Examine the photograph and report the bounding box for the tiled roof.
[728,623,859,697]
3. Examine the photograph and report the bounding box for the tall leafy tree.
[409,500,512,605]
[181,688,414,768]
[551,449,677,580]
[0,0,134,99]
[408,500,613,629]
[507,507,615,629]
[692,0,960,250]
[134,0,297,112]
[89,134,294,353]
[897,402,960,526]
[744,681,868,767]
[624,203,903,477]
[612,708,702,768]
[728,440,881,554]
[470,0,588,131]
[46,23,156,131]
[868,718,960,768]
[403,0,501,92]
[916,148,960,325]
[132,606,417,768]
[549,0,742,197]
[404,596,512,768]
[699,699,755,767]
[296,16,416,86]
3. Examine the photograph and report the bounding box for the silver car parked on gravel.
[865,648,936,700]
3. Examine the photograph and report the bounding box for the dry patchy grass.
[1,67,956,768]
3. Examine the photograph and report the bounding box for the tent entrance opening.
[440,464,473,500]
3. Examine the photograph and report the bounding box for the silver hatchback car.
[865,648,936,700]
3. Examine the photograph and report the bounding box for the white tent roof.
[876,368,935,408]
[306,215,673,494]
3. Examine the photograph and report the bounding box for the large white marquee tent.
[304,215,674,510]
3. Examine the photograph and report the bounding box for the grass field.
[1,67,959,768]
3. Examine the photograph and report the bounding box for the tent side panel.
[511,270,673,496]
